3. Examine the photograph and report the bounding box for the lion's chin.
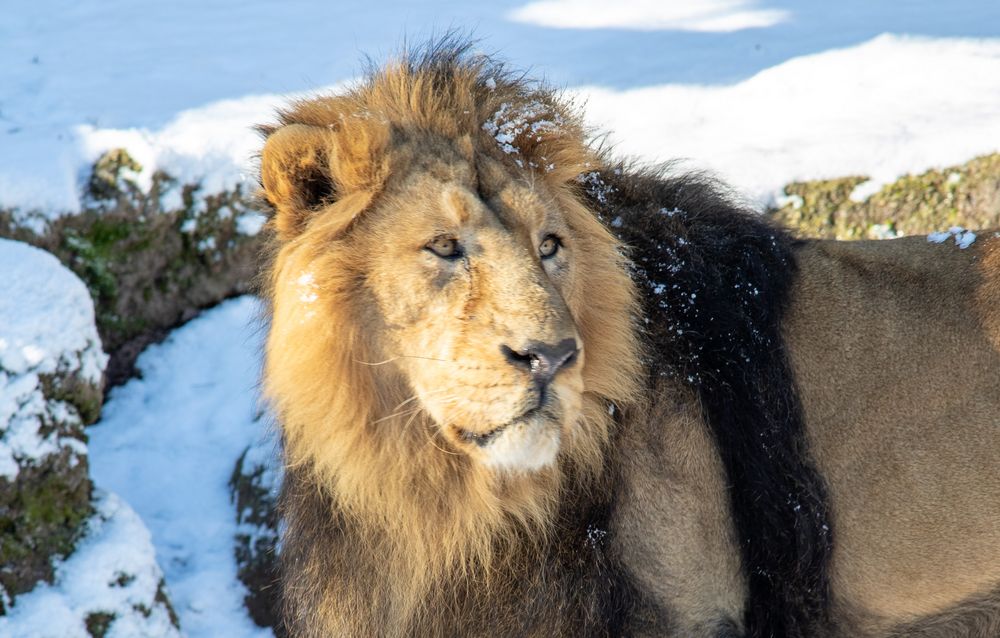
[478,417,562,472]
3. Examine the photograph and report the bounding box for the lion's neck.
[278,397,618,635]
[279,412,626,637]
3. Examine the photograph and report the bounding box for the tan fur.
[784,233,1000,636]
[260,49,1000,637]
[614,383,748,635]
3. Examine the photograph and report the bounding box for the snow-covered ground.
[2,1,1000,636]
[87,297,275,638]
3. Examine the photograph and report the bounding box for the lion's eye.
[539,235,561,259]
[426,236,462,259]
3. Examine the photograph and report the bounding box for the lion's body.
[787,237,1000,636]
[259,42,1000,637]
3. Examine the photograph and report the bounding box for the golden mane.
[260,41,641,634]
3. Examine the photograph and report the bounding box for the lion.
[258,41,1000,638]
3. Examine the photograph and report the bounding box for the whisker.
[424,417,462,457]
[371,406,423,425]
[380,396,479,458]
[384,388,452,416]
[354,356,401,366]
[396,354,454,363]
[355,354,456,366]
[357,354,534,373]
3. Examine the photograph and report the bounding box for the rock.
[770,153,1000,239]
[0,148,270,388]
[0,491,181,637]
[0,239,108,611]
[0,240,181,634]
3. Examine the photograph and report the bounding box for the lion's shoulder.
[586,166,833,636]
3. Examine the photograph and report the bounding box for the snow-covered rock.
[0,491,181,638]
[0,148,268,388]
[0,238,107,607]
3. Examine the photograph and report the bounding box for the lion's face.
[357,151,585,471]
[263,91,638,485]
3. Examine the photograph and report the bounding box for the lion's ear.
[261,121,389,240]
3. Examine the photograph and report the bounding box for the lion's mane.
[260,40,647,636]
[260,39,832,637]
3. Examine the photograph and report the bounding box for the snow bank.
[74,93,294,214]
[578,34,1000,207]
[509,0,790,33]
[0,238,106,480]
[0,491,181,638]
[88,296,274,638]
[4,34,999,222]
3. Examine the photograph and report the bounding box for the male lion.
[259,42,1000,638]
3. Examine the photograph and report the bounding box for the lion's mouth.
[457,403,549,447]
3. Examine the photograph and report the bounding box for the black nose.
[500,338,579,383]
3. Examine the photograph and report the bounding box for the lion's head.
[260,46,640,569]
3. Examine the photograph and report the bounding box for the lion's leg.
[614,386,747,637]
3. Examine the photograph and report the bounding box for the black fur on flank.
[580,166,834,637]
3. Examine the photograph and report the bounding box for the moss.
[62,230,120,305]
[85,611,115,638]
[0,459,92,602]
[771,153,1000,239]
[39,374,104,427]
[20,481,89,541]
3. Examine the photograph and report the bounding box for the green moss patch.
[770,153,1000,239]
[0,450,92,610]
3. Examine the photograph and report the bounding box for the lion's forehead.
[382,169,554,244]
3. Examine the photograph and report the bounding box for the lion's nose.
[500,338,579,384]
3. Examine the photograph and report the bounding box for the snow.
[0,239,107,480]
[0,239,106,383]
[3,1,1000,221]
[578,34,1000,207]
[236,211,268,237]
[928,226,977,249]
[848,180,883,204]
[87,297,274,638]
[482,101,564,164]
[870,224,902,240]
[296,272,319,305]
[509,0,791,33]
[0,491,182,638]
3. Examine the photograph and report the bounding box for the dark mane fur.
[279,458,664,637]
[585,166,834,637]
